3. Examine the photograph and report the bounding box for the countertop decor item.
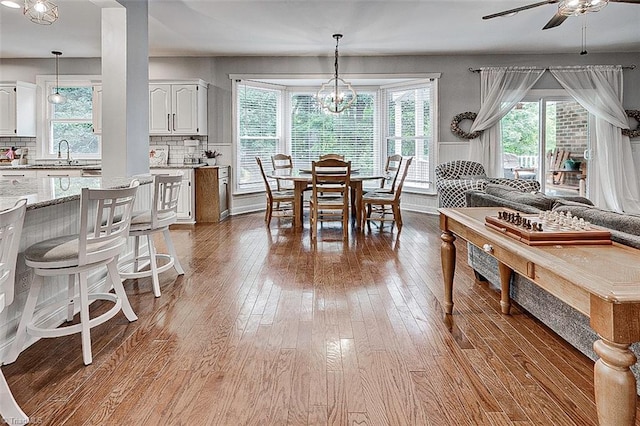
[149,146,168,166]
[204,150,221,166]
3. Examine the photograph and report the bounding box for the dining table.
[268,168,386,229]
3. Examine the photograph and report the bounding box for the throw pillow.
[485,184,556,211]
[460,174,487,180]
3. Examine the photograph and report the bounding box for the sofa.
[465,184,640,394]
[435,160,540,208]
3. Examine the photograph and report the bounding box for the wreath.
[622,109,640,139]
[451,112,484,140]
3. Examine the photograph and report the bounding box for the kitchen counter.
[0,175,152,211]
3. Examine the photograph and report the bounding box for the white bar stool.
[0,199,28,425]
[6,182,140,366]
[119,173,184,298]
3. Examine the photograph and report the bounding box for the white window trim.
[35,74,101,160]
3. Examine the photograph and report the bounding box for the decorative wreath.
[622,109,640,139]
[451,112,484,140]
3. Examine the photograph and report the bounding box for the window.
[236,82,282,192]
[45,81,100,159]
[234,77,438,194]
[290,91,377,174]
[384,82,436,190]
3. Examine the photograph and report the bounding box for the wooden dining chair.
[319,153,344,161]
[256,157,295,226]
[271,153,294,190]
[310,158,351,240]
[361,156,413,230]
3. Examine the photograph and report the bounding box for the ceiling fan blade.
[482,0,559,20]
[542,12,569,29]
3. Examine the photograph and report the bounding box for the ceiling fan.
[482,0,640,30]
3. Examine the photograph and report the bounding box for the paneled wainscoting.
[3,212,640,425]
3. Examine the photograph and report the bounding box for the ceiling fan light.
[559,0,608,15]
[24,0,59,25]
[0,0,21,8]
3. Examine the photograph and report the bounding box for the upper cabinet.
[0,81,36,137]
[149,80,208,136]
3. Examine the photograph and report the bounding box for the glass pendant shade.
[558,0,608,16]
[317,34,357,114]
[48,51,66,105]
[24,0,59,25]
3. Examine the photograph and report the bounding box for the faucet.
[57,139,70,164]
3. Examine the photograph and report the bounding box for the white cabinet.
[151,168,195,223]
[0,82,36,137]
[149,80,207,136]
[92,85,102,134]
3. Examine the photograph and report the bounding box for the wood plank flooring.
[4,211,640,425]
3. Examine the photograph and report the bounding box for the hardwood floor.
[3,211,640,425]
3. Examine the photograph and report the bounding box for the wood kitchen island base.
[440,207,640,426]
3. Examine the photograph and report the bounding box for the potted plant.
[204,150,222,166]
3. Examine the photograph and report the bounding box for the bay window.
[234,77,437,194]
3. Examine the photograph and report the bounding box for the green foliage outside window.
[50,86,99,156]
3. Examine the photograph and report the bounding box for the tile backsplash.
[0,136,211,166]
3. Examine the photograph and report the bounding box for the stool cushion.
[363,192,395,202]
[25,234,123,269]
[129,210,177,231]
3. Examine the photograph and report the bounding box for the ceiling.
[1,0,639,59]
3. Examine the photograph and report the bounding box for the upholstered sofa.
[435,160,540,208]
[464,184,640,393]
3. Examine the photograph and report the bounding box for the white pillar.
[99,0,149,178]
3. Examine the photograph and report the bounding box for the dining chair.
[256,157,295,226]
[271,153,294,191]
[319,153,345,161]
[361,156,413,230]
[364,154,403,193]
[118,173,185,298]
[310,158,351,240]
[7,181,140,366]
[0,199,28,425]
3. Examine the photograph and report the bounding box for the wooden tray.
[485,212,612,246]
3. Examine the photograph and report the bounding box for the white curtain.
[550,65,640,213]
[468,67,545,176]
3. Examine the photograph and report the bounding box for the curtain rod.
[468,64,636,73]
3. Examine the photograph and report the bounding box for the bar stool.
[119,173,184,298]
[0,199,28,425]
[6,182,140,366]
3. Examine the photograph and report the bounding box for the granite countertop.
[0,176,153,212]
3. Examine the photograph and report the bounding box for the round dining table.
[268,169,385,229]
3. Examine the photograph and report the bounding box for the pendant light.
[316,34,356,114]
[48,51,66,105]
[24,0,59,25]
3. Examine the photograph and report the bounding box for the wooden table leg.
[293,181,305,229]
[440,230,456,315]
[593,338,637,425]
[497,261,513,315]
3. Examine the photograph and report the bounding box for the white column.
[99,0,149,178]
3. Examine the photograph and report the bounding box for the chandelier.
[24,0,59,25]
[316,34,357,114]
[558,0,608,16]
[48,51,66,105]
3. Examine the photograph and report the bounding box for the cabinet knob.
[483,243,493,254]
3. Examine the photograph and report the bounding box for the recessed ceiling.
[0,0,639,59]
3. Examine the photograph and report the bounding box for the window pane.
[290,92,376,174]
[52,87,93,120]
[386,83,434,189]
[52,123,100,155]
[237,84,280,191]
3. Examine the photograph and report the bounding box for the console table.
[439,207,640,426]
